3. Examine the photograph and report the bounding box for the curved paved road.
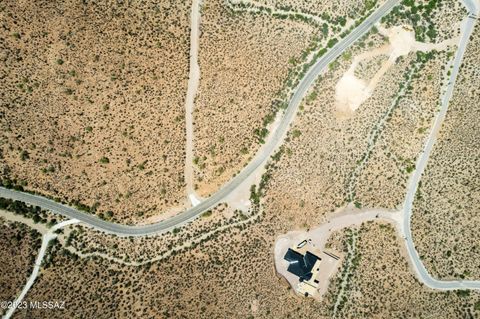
[0,0,400,236]
[402,0,480,290]
[1,0,479,294]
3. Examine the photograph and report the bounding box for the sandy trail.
[3,219,79,319]
[229,0,355,31]
[222,110,284,212]
[60,211,262,267]
[184,0,202,206]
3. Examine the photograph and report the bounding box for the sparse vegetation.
[193,0,315,196]
[0,1,477,318]
[324,222,480,318]
[0,221,41,317]
[412,26,480,280]
[0,0,191,223]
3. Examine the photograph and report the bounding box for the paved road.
[402,0,480,290]
[0,0,401,236]
[2,0,479,294]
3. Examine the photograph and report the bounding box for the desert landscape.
[192,0,315,196]
[252,0,384,20]
[262,25,459,229]
[192,0,389,197]
[0,0,191,223]
[411,22,480,281]
[7,211,480,318]
[0,219,41,317]
[325,222,479,318]
[1,0,480,318]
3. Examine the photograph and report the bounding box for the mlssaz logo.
[28,301,66,310]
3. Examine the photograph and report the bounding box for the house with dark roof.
[283,248,320,282]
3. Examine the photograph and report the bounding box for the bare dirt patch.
[335,25,457,116]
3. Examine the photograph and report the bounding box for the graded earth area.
[411,23,480,281]
[0,0,190,223]
[262,26,458,230]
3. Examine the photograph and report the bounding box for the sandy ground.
[274,206,402,299]
[0,209,49,235]
[335,72,371,114]
[335,25,459,115]
[185,0,203,206]
[188,193,202,206]
[138,196,206,224]
[316,251,343,298]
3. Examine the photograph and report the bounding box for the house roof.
[283,248,320,281]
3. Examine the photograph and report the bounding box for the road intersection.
[0,0,401,236]
[2,0,480,294]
